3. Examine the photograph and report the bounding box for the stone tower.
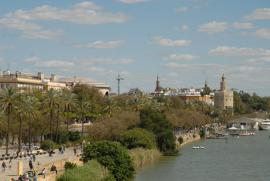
[214,74,234,109]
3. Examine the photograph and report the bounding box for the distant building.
[60,77,111,96]
[178,88,214,105]
[214,74,234,109]
[0,70,111,95]
[0,70,66,92]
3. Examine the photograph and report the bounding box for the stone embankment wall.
[176,132,201,148]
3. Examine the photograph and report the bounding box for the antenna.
[116,73,124,96]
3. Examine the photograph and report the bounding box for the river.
[136,131,270,181]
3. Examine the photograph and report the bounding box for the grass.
[57,160,110,181]
[129,148,161,169]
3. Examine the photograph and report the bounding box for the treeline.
[0,86,215,181]
[234,91,270,114]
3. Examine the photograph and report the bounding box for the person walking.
[29,159,33,170]
[50,163,58,174]
[2,161,7,172]
[32,154,36,162]
[73,147,77,156]
[38,168,46,178]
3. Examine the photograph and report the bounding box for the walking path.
[0,147,81,181]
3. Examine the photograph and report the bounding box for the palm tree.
[0,88,17,154]
[76,96,90,136]
[14,94,28,153]
[24,95,39,150]
[43,89,59,140]
[61,90,77,131]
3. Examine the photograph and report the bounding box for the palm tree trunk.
[81,115,84,136]
[6,106,11,155]
[50,108,53,140]
[28,116,31,150]
[18,113,23,153]
[55,108,60,143]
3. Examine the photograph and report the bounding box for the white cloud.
[232,22,254,29]
[246,8,270,20]
[118,0,150,4]
[74,40,125,49]
[198,21,228,33]
[25,56,135,70]
[0,1,129,39]
[25,57,75,69]
[152,36,191,47]
[209,46,270,57]
[176,7,189,13]
[23,29,63,39]
[166,54,198,61]
[180,25,189,32]
[8,2,128,24]
[255,28,270,39]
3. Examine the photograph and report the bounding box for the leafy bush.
[82,141,135,181]
[68,131,81,142]
[119,128,156,149]
[40,140,56,151]
[58,160,110,181]
[64,161,77,170]
[139,109,177,154]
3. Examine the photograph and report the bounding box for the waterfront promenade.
[0,147,81,181]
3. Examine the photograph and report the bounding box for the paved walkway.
[0,147,81,181]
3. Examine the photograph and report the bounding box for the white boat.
[260,120,270,130]
[192,146,205,149]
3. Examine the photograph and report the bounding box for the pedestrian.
[29,159,33,170]
[73,147,77,156]
[33,170,38,181]
[38,168,46,178]
[50,163,58,174]
[32,154,36,162]
[18,175,23,181]
[2,161,7,172]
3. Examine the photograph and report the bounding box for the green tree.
[43,89,59,140]
[119,128,156,149]
[82,141,135,181]
[0,88,17,154]
[139,109,176,154]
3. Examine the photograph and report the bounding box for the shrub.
[68,131,81,142]
[82,141,135,181]
[57,160,110,181]
[119,128,156,149]
[40,140,56,151]
[64,161,77,170]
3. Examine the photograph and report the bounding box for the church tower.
[155,75,160,92]
[220,74,227,91]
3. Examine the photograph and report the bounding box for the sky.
[0,0,270,95]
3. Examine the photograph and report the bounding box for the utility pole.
[116,73,124,96]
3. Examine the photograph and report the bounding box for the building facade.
[0,71,110,95]
[0,71,66,92]
[214,74,234,109]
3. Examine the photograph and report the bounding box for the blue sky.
[0,0,270,95]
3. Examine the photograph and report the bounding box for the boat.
[259,120,270,130]
[192,146,205,149]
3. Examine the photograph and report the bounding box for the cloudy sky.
[0,0,270,95]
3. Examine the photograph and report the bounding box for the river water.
[136,131,270,181]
